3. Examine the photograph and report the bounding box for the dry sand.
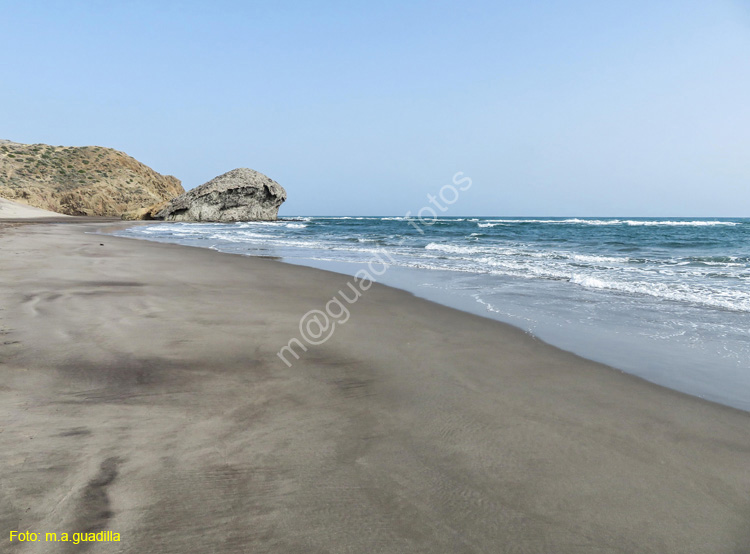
[1,222,748,553]
[0,198,69,219]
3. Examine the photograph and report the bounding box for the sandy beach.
[0,198,71,220]
[1,221,749,553]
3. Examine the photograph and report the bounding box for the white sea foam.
[425,243,485,254]
[425,243,629,266]
[475,218,739,227]
[568,253,629,265]
[568,275,750,312]
[479,218,621,225]
[623,220,738,227]
[235,221,286,227]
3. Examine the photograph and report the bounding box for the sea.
[114,217,750,411]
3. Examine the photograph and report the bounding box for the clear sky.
[1,0,749,216]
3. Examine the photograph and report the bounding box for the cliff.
[0,139,184,217]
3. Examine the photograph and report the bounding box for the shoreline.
[111,219,750,413]
[2,221,749,552]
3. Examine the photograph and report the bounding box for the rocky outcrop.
[121,200,171,221]
[0,139,184,217]
[156,168,286,222]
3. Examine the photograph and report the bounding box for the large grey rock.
[157,168,286,222]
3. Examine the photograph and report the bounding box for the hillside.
[0,140,184,216]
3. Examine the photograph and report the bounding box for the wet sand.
[1,222,749,553]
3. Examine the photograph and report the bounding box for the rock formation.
[155,168,286,222]
[0,139,183,217]
[121,200,171,221]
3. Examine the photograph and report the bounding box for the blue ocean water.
[114,217,750,410]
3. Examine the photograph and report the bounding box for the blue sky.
[1,0,749,216]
